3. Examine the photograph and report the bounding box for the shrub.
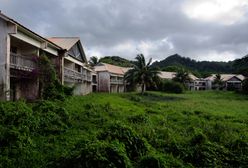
[242,78,248,94]
[128,114,149,124]
[53,141,132,168]
[138,153,184,168]
[98,122,149,160]
[159,80,184,94]
[32,101,70,135]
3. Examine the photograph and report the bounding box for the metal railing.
[10,53,36,71]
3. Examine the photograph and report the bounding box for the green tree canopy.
[125,54,160,94]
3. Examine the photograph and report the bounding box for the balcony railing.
[110,79,124,84]
[64,67,93,83]
[10,53,36,71]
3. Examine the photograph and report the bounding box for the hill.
[99,56,134,67]
[233,55,248,76]
[152,54,234,75]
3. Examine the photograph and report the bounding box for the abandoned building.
[94,63,129,93]
[47,37,93,95]
[0,12,64,101]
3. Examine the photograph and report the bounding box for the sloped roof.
[205,74,245,81]
[158,71,176,79]
[94,63,130,75]
[189,74,198,80]
[47,37,80,50]
[47,37,87,63]
[159,71,198,80]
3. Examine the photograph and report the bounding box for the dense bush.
[32,101,70,135]
[98,122,149,161]
[242,78,248,94]
[138,153,184,168]
[54,141,131,168]
[158,80,184,93]
[0,92,247,167]
[38,55,73,100]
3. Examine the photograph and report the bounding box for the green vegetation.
[38,55,73,100]
[0,91,248,167]
[99,56,134,67]
[152,54,248,77]
[125,54,160,94]
[158,80,184,94]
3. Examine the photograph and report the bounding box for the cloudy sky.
[1,0,248,62]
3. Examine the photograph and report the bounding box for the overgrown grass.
[0,91,247,167]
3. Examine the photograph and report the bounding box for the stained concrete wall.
[65,81,92,95]
[0,18,15,100]
[98,72,110,92]
[0,18,8,100]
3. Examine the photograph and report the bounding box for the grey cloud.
[0,0,248,61]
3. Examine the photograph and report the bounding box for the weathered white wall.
[0,18,15,100]
[0,18,8,100]
[98,72,110,92]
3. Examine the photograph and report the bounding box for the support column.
[5,34,10,100]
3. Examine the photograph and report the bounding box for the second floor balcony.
[64,67,84,82]
[110,78,124,84]
[10,53,37,71]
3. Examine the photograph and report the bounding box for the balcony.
[64,67,84,83]
[110,79,124,84]
[10,53,36,71]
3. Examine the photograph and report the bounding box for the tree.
[124,54,160,94]
[173,68,192,86]
[213,74,224,90]
[89,56,99,66]
[242,78,248,94]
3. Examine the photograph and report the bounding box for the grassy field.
[1,91,248,167]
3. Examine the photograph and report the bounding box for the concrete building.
[158,71,198,90]
[0,12,64,101]
[48,37,93,95]
[94,63,129,93]
[205,74,245,90]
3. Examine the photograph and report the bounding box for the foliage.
[125,54,161,94]
[173,68,192,88]
[55,140,132,168]
[89,56,99,66]
[158,80,184,93]
[38,55,73,100]
[212,74,224,90]
[0,91,248,167]
[138,153,185,168]
[152,54,234,75]
[233,55,248,76]
[242,78,248,94]
[99,56,134,67]
[98,122,149,160]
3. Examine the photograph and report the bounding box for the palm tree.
[213,74,224,90]
[173,68,192,85]
[124,54,160,94]
[89,56,99,66]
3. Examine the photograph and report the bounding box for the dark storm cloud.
[1,0,248,61]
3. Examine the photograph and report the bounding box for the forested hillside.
[98,54,248,77]
[99,56,134,67]
[152,54,234,75]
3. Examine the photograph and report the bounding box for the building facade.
[94,63,129,93]
[48,37,93,95]
[0,12,64,101]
